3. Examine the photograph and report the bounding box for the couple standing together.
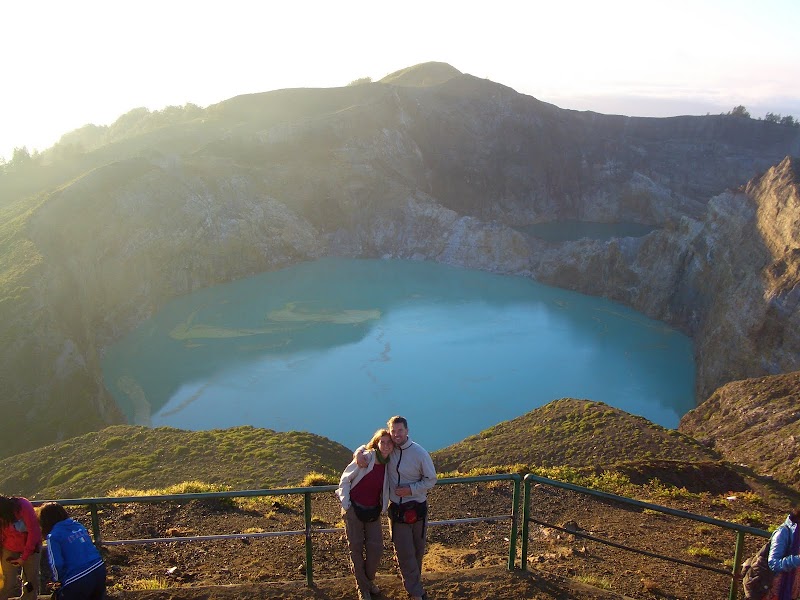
[337,415,437,600]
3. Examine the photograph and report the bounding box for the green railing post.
[89,504,101,544]
[304,491,313,586]
[520,475,532,571]
[729,530,746,600]
[508,474,521,570]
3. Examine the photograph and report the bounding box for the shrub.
[300,472,337,487]
[172,445,189,456]
[102,436,126,450]
[574,575,612,590]
[128,577,169,590]
[242,527,266,534]
[687,545,714,558]
[164,481,231,495]
[48,466,86,487]
[739,491,764,505]
[695,524,714,535]
[107,480,230,497]
[647,478,698,500]
[735,511,766,528]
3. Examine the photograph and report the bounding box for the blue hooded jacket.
[47,518,104,587]
[768,515,800,573]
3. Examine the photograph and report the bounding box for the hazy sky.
[2,0,799,160]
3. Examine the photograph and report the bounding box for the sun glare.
[1,0,799,158]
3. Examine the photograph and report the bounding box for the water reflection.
[102,258,694,450]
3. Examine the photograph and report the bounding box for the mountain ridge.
[0,63,799,456]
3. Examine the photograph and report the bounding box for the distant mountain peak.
[379,61,463,87]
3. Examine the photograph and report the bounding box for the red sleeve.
[17,498,42,560]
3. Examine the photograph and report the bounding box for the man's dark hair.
[387,415,408,429]
[38,502,70,536]
[789,508,800,523]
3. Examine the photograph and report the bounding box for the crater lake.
[102,258,695,451]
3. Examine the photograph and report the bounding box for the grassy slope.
[0,425,352,500]
[0,398,765,503]
[432,398,720,472]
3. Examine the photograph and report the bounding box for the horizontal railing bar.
[312,528,343,535]
[48,485,339,506]
[528,517,731,576]
[436,474,519,485]
[430,515,512,526]
[47,474,518,507]
[524,474,770,538]
[98,515,514,546]
[102,529,307,545]
[63,476,520,549]
[312,515,513,533]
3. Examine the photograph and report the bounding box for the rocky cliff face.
[1,62,799,456]
[679,370,800,489]
[526,157,800,399]
[681,158,800,398]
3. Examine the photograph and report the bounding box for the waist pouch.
[390,501,427,524]
[352,501,381,523]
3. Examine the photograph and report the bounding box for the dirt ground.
[109,567,627,600]
[20,477,792,599]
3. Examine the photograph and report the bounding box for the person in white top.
[337,429,394,600]
[356,416,437,600]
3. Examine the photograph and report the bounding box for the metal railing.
[521,474,771,600]
[51,473,521,586]
[46,472,773,598]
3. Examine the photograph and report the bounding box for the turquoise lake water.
[520,221,656,242]
[101,258,695,451]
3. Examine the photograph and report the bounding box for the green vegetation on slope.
[0,425,353,499]
[1,399,794,508]
[432,398,720,473]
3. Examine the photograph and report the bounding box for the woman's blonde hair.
[366,428,392,450]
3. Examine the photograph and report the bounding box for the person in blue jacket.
[38,502,106,599]
[767,508,800,600]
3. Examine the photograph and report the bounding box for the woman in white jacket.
[336,429,394,600]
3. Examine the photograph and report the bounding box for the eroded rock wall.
[679,370,800,489]
[526,158,800,399]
